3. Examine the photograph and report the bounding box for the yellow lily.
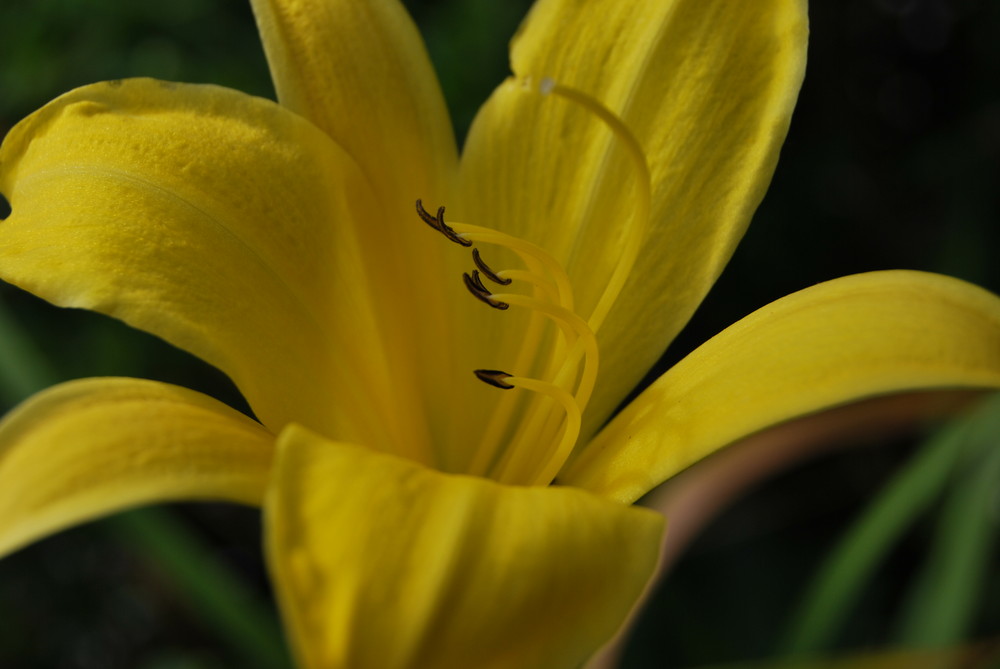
[1,0,1000,667]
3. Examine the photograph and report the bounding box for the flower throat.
[418,78,651,486]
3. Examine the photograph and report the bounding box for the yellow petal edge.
[564,271,1000,503]
[0,377,274,559]
[266,424,663,669]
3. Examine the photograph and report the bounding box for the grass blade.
[110,509,293,669]
[779,401,978,655]
[894,397,1000,646]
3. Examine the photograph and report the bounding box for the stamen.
[417,78,650,485]
[414,198,440,229]
[472,248,512,286]
[473,369,515,389]
[492,269,559,303]
[415,199,473,247]
[479,293,599,483]
[450,224,575,313]
[462,271,510,310]
[489,293,594,359]
[437,206,474,247]
[487,375,582,487]
[467,269,490,294]
[416,198,602,482]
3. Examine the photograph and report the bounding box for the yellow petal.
[0,377,274,559]
[562,271,1000,503]
[460,0,808,437]
[249,0,457,201]
[265,424,663,669]
[0,79,419,457]
[248,1,474,465]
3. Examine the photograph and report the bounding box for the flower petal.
[265,424,663,669]
[249,1,477,466]
[460,0,808,437]
[561,271,1000,503]
[0,377,274,559]
[0,79,419,456]
[249,0,457,199]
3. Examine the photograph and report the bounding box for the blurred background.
[0,0,998,667]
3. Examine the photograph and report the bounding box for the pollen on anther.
[462,272,509,310]
[415,199,473,247]
[468,269,489,294]
[436,207,472,247]
[415,199,440,229]
[472,248,512,286]
[474,369,515,389]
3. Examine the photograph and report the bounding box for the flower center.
[418,77,651,486]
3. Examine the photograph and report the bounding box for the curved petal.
[561,271,1000,503]
[265,424,663,669]
[0,377,274,559]
[248,1,476,465]
[460,0,808,437]
[0,79,423,458]
[249,0,457,199]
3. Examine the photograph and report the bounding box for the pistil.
[539,78,652,335]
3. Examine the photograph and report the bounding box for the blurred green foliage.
[0,0,998,667]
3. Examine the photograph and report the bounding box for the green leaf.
[894,396,1000,647]
[0,294,60,404]
[110,508,293,669]
[0,285,289,667]
[778,396,998,655]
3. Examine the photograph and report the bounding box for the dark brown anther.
[415,199,441,230]
[415,199,473,247]
[474,369,515,389]
[463,272,509,310]
[472,248,512,285]
[436,206,473,247]
[468,269,489,294]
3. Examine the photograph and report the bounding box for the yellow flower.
[1,0,999,667]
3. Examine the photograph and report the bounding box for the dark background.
[0,0,997,666]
